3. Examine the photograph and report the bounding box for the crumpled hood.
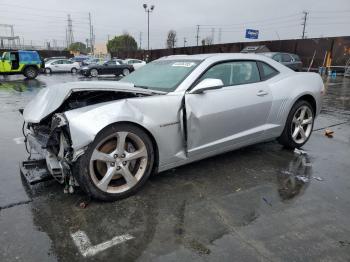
[23,81,155,123]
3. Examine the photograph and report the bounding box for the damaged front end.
[20,81,157,192]
[22,113,76,192]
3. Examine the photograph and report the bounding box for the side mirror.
[190,78,224,94]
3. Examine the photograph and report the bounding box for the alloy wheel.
[89,131,148,193]
[291,105,313,144]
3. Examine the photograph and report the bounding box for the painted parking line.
[71,230,134,257]
[13,137,25,144]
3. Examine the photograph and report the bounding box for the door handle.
[257,90,269,96]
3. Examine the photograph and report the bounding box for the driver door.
[185,60,273,157]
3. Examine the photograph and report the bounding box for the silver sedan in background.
[23,53,324,201]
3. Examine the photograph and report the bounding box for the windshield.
[120,59,201,92]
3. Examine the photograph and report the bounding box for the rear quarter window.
[258,61,279,81]
[19,52,40,63]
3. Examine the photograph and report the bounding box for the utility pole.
[143,4,155,51]
[139,32,142,49]
[211,28,215,44]
[196,25,200,46]
[88,12,94,54]
[67,14,74,47]
[218,28,222,44]
[301,11,308,39]
[184,37,187,47]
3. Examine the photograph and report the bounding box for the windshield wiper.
[134,85,167,95]
[134,85,149,89]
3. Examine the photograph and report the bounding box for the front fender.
[64,94,185,169]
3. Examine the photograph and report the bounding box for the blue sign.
[245,29,259,39]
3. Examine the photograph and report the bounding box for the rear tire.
[73,123,155,201]
[23,66,39,79]
[71,67,77,74]
[278,100,315,149]
[122,68,130,76]
[90,68,98,77]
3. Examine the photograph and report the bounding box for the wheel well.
[297,94,317,114]
[23,64,38,70]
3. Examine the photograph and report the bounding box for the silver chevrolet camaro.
[22,53,324,201]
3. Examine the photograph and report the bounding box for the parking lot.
[0,73,350,261]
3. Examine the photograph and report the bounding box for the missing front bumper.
[20,159,53,185]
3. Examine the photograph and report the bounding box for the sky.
[0,0,349,49]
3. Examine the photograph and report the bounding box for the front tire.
[45,68,52,74]
[74,123,155,201]
[278,100,314,149]
[71,67,78,74]
[23,66,39,79]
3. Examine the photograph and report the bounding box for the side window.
[291,54,301,61]
[3,52,10,60]
[10,53,17,61]
[273,54,282,62]
[199,61,260,87]
[258,61,279,81]
[282,54,292,62]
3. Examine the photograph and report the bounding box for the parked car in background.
[80,59,134,77]
[262,52,303,71]
[44,59,80,74]
[22,53,323,201]
[0,50,42,79]
[82,58,103,66]
[44,56,67,63]
[123,59,146,70]
[71,55,90,66]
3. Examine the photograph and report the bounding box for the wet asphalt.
[0,73,349,262]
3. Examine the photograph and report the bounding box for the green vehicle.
[0,50,42,79]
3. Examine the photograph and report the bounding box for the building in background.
[94,42,108,57]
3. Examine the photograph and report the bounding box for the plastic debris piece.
[339,240,350,247]
[79,202,88,209]
[281,170,293,176]
[294,148,307,155]
[235,188,241,192]
[325,129,334,138]
[262,197,272,207]
[296,175,310,183]
[313,176,324,181]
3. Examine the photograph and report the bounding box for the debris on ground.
[262,197,272,207]
[79,202,88,209]
[294,148,307,155]
[339,240,350,247]
[325,129,334,138]
[235,188,241,192]
[313,176,324,181]
[295,175,310,183]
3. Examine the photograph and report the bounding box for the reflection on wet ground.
[0,74,350,261]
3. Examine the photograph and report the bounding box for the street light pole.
[143,4,155,51]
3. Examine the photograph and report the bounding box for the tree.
[166,30,177,49]
[107,33,138,53]
[68,42,89,53]
[201,36,213,46]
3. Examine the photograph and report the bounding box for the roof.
[159,53,277,61]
